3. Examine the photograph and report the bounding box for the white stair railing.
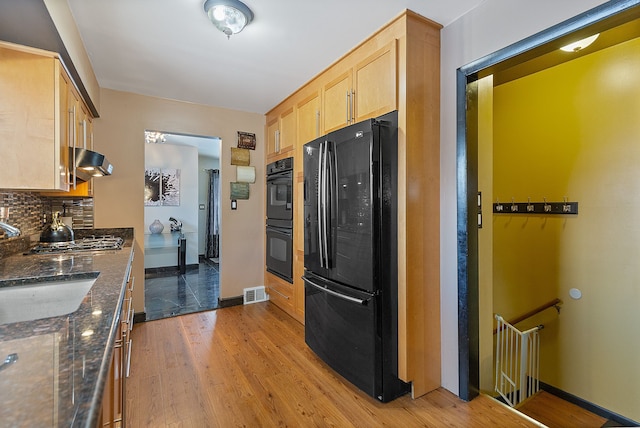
[494,314,543,407]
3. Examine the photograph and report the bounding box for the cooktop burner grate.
[28,236,124,254]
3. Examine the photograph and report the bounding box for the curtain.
[205,169,220,259]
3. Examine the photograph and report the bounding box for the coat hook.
[527,197,534,212]
[543,197,552,213]
[563,196,571,213]
[511,197,518,212]
[495,198,503,212]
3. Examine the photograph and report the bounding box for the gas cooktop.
[27,235,124,254]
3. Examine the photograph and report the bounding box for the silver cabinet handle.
[351,90,356,123]
[128,301,135,330]
[269,287,290,299]
[275,129,280,153]
[82,119,87,149]
[316,110,320,137]
[125,339,132,378]
[302,277,368,305]
[346,90,350,124]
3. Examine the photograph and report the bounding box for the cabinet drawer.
[266,273,293,311]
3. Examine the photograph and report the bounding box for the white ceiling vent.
[243,286,268,305]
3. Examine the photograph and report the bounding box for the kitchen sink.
[0,276,97,324]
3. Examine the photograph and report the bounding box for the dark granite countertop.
[0,228,135,427]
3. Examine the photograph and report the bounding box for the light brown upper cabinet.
[0,43,71,191]
[322,69,353,133]
[266,105,296,161]
[322,41,397,133]
[40,61,94,197]
[296,90,321,146]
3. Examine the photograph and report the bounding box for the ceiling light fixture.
[204,0,254,39]
[560,34,600,52]
[145,131,166,144]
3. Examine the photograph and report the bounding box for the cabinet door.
[266,116,279,158]
[58,64,72,191]
[354,40,397,122]
[322,69,352,133]
[278,105,296,154]
[297,90,320,146]
[0,46,68,190]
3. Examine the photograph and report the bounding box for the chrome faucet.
[0,221,21,237]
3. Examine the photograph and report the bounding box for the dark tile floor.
[144,258,219,321]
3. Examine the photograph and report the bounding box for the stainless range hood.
[70,148,114,182]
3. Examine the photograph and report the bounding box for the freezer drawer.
[303,272,409,402]
[304,274,379,398]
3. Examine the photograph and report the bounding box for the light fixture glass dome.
[204,0,254,38]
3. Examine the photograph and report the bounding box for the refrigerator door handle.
[321,140,330,268]
[303,277,369,305]
[317,141,325,268]
[324,140,333,267]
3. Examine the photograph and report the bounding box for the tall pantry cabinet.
[265,10,442,398]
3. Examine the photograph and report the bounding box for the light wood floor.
[126,302,539,427]
[517,391,607,428]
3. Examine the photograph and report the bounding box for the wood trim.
[397,14,442,397]
[218,295,243,308]
[0,40,58,58]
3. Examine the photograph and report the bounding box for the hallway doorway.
[457,2,640,425]
[144,131,222,320]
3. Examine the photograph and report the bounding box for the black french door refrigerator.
[303,110,409,402]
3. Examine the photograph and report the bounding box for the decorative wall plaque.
[237,131,256,150]
[230,147,250,166]
[230,182,250,200]
[236,166,256,183]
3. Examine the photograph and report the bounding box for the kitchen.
[1,0,639,426]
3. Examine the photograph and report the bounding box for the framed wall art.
[237,131,256,150]
[144,168,181,206]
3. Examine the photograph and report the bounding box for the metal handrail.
[493,298,562,334]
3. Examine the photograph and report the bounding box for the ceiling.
[66,0,486,115]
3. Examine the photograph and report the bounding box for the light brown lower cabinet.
[98,271,134,427]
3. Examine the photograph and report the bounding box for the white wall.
[144,143,199,268]
[439,0,608,395]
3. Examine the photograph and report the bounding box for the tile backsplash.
[0,191,94,257]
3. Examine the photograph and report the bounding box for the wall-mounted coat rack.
[493,198,578,215]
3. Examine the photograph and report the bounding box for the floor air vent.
[243,286,268,305]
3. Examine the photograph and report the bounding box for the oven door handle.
[266,226,292,236]
[267,170,292,180]
[302,277,369,305]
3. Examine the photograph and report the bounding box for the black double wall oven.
[266,157,293,283]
